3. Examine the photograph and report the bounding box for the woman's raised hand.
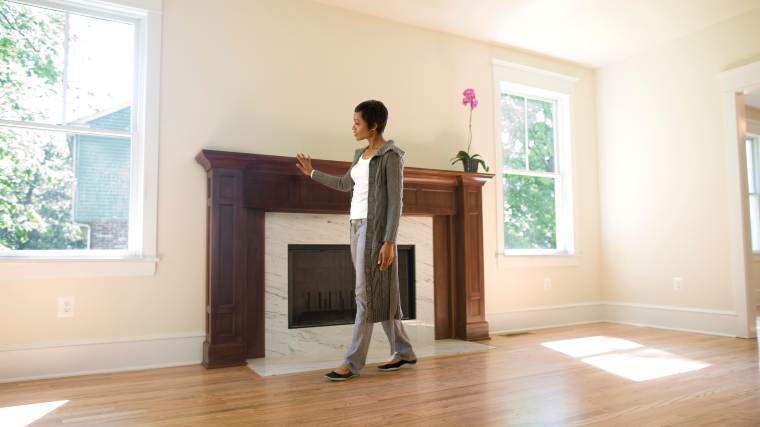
[295,152,314,176]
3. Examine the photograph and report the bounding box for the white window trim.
[0,0,162,278]
[492,59,579,268]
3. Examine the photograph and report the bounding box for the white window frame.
[492,59,579,268]
[0,0,162,278]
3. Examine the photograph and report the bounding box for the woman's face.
[352,111,374,141]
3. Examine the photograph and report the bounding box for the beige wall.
[596,9,760,310]
[0,0,600,346]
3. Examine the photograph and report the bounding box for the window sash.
[0,0,145,258]
[501,89,563,253]
[747,135,760,194]
[3,0,138,133]
[0,120,132,138]
[746,135,760,253]
[749,194,760,253]
[503,171,563,252]
[501,90,560,175]
[14,0,144,24]
[502,167,560,179]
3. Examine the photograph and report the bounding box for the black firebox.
[288,244,416,328]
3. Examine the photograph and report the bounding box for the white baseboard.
[0,299,744,384]
[487,302,602,335]
[0,333,205,384]
[487,301,739,338]
[600,301,737,337]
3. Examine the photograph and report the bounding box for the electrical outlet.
[673,277,683,291]
[58,296,74,318]
[544,278,552,291]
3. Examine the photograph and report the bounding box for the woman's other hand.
[295,152,314,176]
[377,241,395,271]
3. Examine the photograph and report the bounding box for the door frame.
[718,59,760,338]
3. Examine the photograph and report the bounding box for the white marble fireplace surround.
[248,212,492,376]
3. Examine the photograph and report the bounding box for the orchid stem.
[467,107,472,155]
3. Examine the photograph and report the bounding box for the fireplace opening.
[288,244,416,328]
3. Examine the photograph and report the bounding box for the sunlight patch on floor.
[0,400,68,427]
[541,336,644,358]
[542,336,710,382]
[582,348,710,381]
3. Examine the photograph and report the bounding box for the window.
[746,134,760,252]
[0,0,161,276]
[492,60,576,259]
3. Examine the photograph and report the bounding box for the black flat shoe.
[377,359,417,371]
[325,370,358,381]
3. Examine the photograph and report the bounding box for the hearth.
[288,244,416,328]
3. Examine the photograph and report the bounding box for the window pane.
[0,126,130,250]
[749,138,760,253]
[503,174,556,249]
[750,194,760,252]
[0,1,66,123]
[66,13,134,130]
[528,98,555,172]
[0,1,134,131]
[747,137,760,194]
[501,93,526,169]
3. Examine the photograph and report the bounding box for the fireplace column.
[455,175,489,340]
[202,168,251,367]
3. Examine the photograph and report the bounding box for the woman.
[295,100,417,381]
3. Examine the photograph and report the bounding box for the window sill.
[0,256,159,279]
[497,252,581,269]
[753,253,760,263]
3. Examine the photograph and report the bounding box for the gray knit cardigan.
[310,139,406,322]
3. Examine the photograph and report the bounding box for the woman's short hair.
[355,100,388,135]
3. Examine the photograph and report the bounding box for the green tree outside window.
[501,92,558,250]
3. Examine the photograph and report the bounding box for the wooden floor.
[2,320,759,426]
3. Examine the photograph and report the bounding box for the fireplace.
[288,244,416,328]
[196,149,493,368]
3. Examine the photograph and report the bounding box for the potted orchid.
[450,88,490,173]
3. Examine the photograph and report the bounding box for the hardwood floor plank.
[1,321,758,426]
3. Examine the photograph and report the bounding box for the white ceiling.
[311,0,760,68]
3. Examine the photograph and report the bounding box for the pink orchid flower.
[462,88,477,110]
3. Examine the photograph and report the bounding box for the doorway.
[719,60,760,338]
[743,89,760,330]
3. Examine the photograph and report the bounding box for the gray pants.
[343,218,416,373]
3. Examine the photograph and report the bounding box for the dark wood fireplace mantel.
[196,149,494,368]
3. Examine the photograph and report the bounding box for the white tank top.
[349,155,371,219]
